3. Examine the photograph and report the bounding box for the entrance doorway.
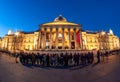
[58,33,62,49]
[71,42,75,49]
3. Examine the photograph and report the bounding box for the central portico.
[38,15,82,50]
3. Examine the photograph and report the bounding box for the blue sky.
[0,0,120,37]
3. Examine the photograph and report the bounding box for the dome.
[41,15,80,26]
[8,29,12,35]
[54,15,67,22]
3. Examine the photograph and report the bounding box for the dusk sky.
[0,0,120,37]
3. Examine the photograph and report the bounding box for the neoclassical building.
[39,15,82,50]
[0,15,120,52]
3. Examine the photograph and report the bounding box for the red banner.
[76,31,81,44]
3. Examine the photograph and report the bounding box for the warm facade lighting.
[0,15,119,52]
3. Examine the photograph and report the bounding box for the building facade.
[107,29,120,50]
[82,31,99,50]
[0,15,120,52]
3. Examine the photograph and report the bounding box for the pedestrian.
[64,53,68,66]
[43,54,46,66]
[105,51,109,62]
[97,51,101,63]
[15,53,19,63]
[69,53,73,65]
[31,53,36,65]
[74,53,77,65]
[90,52,94,64]
[46,54,50,66]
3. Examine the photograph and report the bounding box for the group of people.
[17,51,94,66]
[1,49,120,67]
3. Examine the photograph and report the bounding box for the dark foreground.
[0,53,120,82]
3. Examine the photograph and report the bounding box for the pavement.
[0,53,120,82]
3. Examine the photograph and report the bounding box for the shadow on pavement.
[21,63,93,70]
[91,62,99,67]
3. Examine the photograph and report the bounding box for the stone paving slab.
[0,54,120,82]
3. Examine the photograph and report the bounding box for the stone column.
[39,31,42,49]
[68,28,71,49]
[40,31,44,49]
[56,28,58,49]
[44,29,46,49]
[74,28,77,49]
[38,31,41,49]
[62,28,64,49]
[50,28,52,49]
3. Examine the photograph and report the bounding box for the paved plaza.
[0,53,120,82]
